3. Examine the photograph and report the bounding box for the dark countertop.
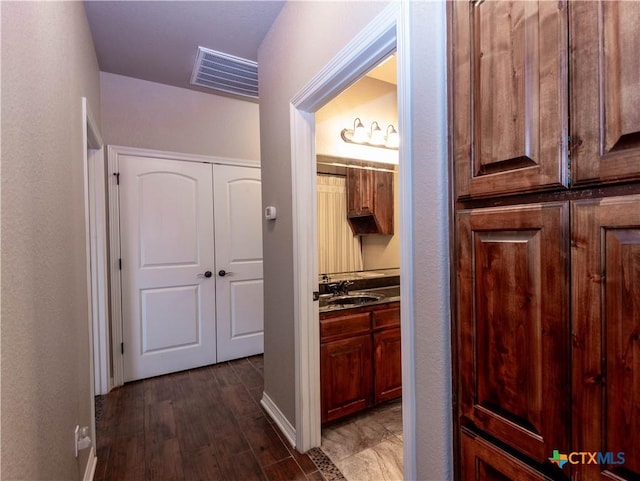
[319,285,400,313]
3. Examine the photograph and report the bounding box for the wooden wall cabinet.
[346,167,394,235]
[572,196,640,481]
[457,203,570,464]
[451,0,640,200]
[320,302,401,423]
[451,0,569,198]
[450,1,640,480]
[570,2,640,185]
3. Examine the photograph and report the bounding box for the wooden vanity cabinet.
[320,302,401,423]
[373,306,402,404]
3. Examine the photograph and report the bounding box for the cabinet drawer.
[461,430,554,481]
[320,312,371,342]
[372,306,400,329]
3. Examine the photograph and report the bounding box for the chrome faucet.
[328,280,353,296]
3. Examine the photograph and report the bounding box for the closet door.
[457,203,570,465]
[572,196,640,480]
[571,1,640,185]
[451,0,568,198]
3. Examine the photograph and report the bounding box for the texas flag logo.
[549,450,569,468]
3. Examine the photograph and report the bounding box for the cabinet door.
[347,167,373,216]
[457,203,570,463]
[321,335,373,423]
[451,1,568,198]
[461,430,553,481]
[374,328,402,403]
[346,168,394,235]
[572,196,640,481]
[571,1,640,185]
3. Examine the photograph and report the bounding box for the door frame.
[107,145,259,387]
[82,97,104,478]
[289,3,417,478]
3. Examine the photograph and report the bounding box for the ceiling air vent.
[191,46,258,99]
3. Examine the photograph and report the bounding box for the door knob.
[204,271,212,278]
[218,269,232,277]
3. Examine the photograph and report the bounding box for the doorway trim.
[290,3,416,478]
[82,97,104,479]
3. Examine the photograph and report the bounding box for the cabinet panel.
[320,334,373,423]
[346,167,393,235]
[374,328,402,403]
[372,306,400,329]
[571,1,640,184]
[572,196,640,480]
[461,430,553,481]
[451,0,568,198]
[320,312,371,342]
[457,203,569,463]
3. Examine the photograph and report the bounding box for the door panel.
[321,335,373,423]
[451,0,568,198]
[214,164,263,362]
[461,430,553,481]
[120,155,216,381]
[571,1,640,184]
[457,203,569,463]
[572,196,640,480]
[374,328,402,403]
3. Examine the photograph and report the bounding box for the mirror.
[315,53,399,277]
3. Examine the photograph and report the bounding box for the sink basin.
[326,293,383,306]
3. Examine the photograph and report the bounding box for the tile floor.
[320,401,403,481]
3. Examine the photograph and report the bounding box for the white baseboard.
[83,447,97,481]
[261,392,296,448]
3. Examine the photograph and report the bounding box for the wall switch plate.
[265,206,277,220]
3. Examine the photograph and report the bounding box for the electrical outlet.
[74,425,92,457]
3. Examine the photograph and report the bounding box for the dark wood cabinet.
[372,306,401,403]
[321,334,373,423]
[570,2,640,185]
[450,1,640,479]
[320,302,401,423]
[572,196,640,481]
[461,430,553,481]
[450,0,568,198]
[457,203,570,463]
[346,166,393,235]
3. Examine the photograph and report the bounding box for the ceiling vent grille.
[191,46,258,99]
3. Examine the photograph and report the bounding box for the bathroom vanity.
[319,283,401,424]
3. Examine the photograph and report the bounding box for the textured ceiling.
[84,1,285,98]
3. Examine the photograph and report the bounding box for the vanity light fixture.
[340,118,399,150]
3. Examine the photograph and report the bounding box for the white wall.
[1,2,102,479]
[259,1,452,479]
[258,0,389,427]
[101,72,260,160]
[407,3,452,479]
[316,76,398,164]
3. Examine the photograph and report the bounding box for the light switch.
[265,206,277,220]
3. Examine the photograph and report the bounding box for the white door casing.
[213,164,264,361]
[119,155,217,381]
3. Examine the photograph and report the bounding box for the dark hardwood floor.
[95,356,325,481]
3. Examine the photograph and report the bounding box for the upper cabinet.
[570,1,640,185]
[451,1,568,198]
[451,0,640,199]
[347,166,394,235]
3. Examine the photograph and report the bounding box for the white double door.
[119,155,263,382]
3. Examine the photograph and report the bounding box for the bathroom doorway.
[314,54,403,480]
